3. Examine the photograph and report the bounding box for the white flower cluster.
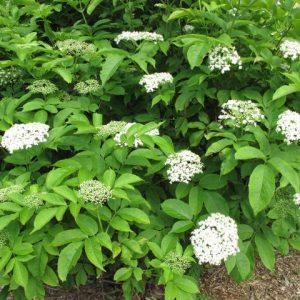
[27,80,58,95]
[0,185,24,203]
[74,79,100,95]
[23,194,43,209]
[218,100,264,128]
[190,213,240,265]
[114,31,164,44]
[279,40,300,60]
[293,193,300,206]
[1,122,50,153]
[56,39,96,56]
[165,150,204,184]
[164,251,191,274]
[183,24,195,32]
[154,3,167,8]
[276,110,300,144]
[208,45,242,73]
[0,67,23,87]
[114,122,159,147]
[79,180,112,206]
[0,231,8,248]
[139,72,173,92]
[96,121,127,139]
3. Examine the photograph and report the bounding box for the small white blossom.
[1,122,50,153]
[228,8,238,16]
[280,40,300,60]
[79,180,112,206]
[218,100,264,128]
[208,45,242,73]
[0,185,24,202]
[190,213,239,265]
[154,3,167,8]
[27,80,58,95]
[23,194,43,209]
[183,25,195,32]
[114,31,164,44]
[139,72,173,92]
[96,121,127,139]
[114,122,159,147]
[276,110,300,144]
[293,193,300,206]
[0,231,8,248]
[165,150,204,184]
[164,251,191,274]
[74,79,100,94]
[0,67,23,87]
[56,39,96,56]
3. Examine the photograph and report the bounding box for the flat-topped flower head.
[293,193,300,206]
[1,122,49,153]
[96,121,127,139]
[23,194,43,209]
[280,40,300,60]
[190,213,239,265]
[114,31,164,44]
[218,100,264,128]
[139,72,173,93]
[27,80,58,95]
[114,122,159,147]
[208,45,242,73]
[56,39,96,56]
[79,180,112,206]
[164,251,191,274]
[74,79,100,95]
[165,150,204,184]
[0,67,23,87]
[0,185,24,203]
[276,110,300,144]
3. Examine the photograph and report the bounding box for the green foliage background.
[0,0,300,299]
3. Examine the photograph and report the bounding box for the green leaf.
[53,67,73,83]
[42,266,59,287]
[173,275,199,294]
[199,174,227,190]
[236,252,251,280]
[100,54,125,85]
[187,42,211,69]
[203,191,229,214]
[188,186,204,215]
[147,241,163,259]
[84,238,104,270]
[114,267,132,281]
[87,0,103,15]
[249,164,275,215]
[255,233,275,271]
[102,169,116,188]
[205,138,234,156]
[170,220,194,233]
[161,199,193,220]
[114,173,143,189]
[110,216,131,232]
[58,242,83,281]
[0,213,19,231]
[13,261,28,288]
[76,214,98,236]
[238,224,254,240]
[52,229,87,247]
[268,157,300,191]
[272,84,299,100]
[165,282,178,300]
[46,168,76,189]
[52,186,77,203]
[32,208,58,232]
[235,146,266,161]
[118,208,150,224]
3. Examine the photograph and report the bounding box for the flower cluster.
[183,24,195,32]
[165,150,204,184]
[190,213,239,265]
[208,45,242,73]
[56,39,96,56]
[293,193,300,206]
[0,67,23,87]
[0,231,8,248]
[280,40,300,60]
[114,122,159,147]
[154,3,167,8]
[164,252,191,274]
[276,110,300,144]
[23,194,43,209]
[139,72,173,92]
[74,79,101,94]
[0,185,24,203]
[27,80,58,95]
[79,180,112,206]
[1,122,50,153]
[96,121,127,139]
[218,100,264,128]
[114,31,164,44]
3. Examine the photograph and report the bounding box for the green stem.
[97,205,104,232]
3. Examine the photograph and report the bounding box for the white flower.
[114,122,159,147]
[183,25,195,32]
[1,123,50,153]
[96,121,127,139]
[165,150,204,184]
[293,193,300,206]
[0,231,8,248]
[139,72,173,92]
[0,185,24,202]
[154,3,166,8]
[228,8,238,16]
[74,79,100,94]
[56,39,96,56]
[0,67,23,87]
[27,80,58,95]
[164,251,191,274]
[190,213,239,265]
[208,45,242,73]
[79,180,112,205]
[218,99,264,128]
[23,194,43,209]
[276,110,300,144]
[114,31,164,44]
[279,40,300,60]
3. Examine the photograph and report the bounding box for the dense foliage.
[0,0,300,299]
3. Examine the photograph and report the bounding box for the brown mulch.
[200,251,300,300]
